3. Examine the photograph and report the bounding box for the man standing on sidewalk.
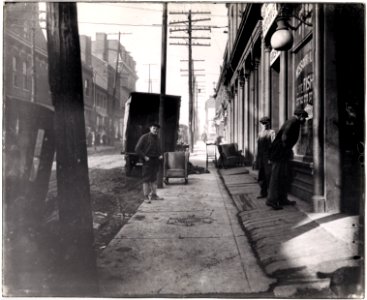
[266,107,308,210]
[255,116,275,199]
[135,123,164,203]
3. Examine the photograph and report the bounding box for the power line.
[169,10,211,152]
[78,21,162,27]
[90,3,163,12]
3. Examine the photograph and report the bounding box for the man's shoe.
[144,196,151,203]
[266,201,283,210]
[281,199,296,206]
[151,194,164,200]
[257,194,267,199]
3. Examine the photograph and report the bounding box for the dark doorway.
[335,4,365,214]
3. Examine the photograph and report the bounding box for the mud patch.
[167,214,214,226]
[134,215,146,220]
[115,246,132,253]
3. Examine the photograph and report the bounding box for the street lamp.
[270,17,294,51]
[270,4,313,51]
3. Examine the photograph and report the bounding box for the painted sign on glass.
[295,40,313,159]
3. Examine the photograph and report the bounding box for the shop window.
[294,39,313,159]
[293,4,313,47]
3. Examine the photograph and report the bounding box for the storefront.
[262,3,364,213]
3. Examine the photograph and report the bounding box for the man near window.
[267,107,308,210]
[256,116,275,199]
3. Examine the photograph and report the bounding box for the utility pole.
[46,3,98,295]
[30,26,36,102]
[143,63,157,92]
[93,71,98,150]
[158,2,168,188]
[148,64,152,92]
[169,10,211,152]
[111,31,122,144]
[188,10,194,152]
[30,5,37,102]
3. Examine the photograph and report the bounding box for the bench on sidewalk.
[217,143,245,168]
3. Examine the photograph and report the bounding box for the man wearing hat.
[267,106,309,210]
[135,122,164,203]
[256,116,275,199]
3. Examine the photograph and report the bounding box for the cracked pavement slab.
[97,154,274,297]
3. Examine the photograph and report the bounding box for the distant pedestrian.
[255,116,275,199]
[201,132,208,144]
[267,107,308,210]
[215,135,224,146]
[135,122,164,203]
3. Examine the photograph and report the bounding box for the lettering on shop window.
[295,50,313,107]
[296,74,313,106]
[295,44,313,158]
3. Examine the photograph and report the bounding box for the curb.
[217,166,361,297]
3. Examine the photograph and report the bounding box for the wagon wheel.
[125,156,132,176]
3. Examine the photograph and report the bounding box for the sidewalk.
[218,165,361,297]
[87,145,118,155]
[97,145,275,297]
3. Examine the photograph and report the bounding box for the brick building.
[4,3,138,146]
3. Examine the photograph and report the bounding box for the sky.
[75,2,228,129]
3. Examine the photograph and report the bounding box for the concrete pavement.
[97,145,275,297]
[218,164,362,297]
[96,142,362,297]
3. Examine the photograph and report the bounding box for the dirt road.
[45,147,144,251]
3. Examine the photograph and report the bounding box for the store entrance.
[335,4,364,214]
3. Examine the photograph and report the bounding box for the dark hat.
[149,122,161,128]
[259,116,271,124]
[294,106,308,117]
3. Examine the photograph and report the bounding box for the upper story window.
[22,61,29,90]
[12,57,17,72]
[84,79,90,96]
[23,21,31,39]
[12,57,20,88]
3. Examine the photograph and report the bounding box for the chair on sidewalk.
[164,151,190,184]
[205,142,217,170]
[217,143,245,168]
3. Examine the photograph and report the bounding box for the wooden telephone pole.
[111,31,122,142]
[158,3,168,188]
[169,10,211,152]
[46,3,98,296]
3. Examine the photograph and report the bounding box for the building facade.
[4,3,138,146]
[215,3,364,214]
[4,3,50,107]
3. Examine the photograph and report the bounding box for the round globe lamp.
[270,19,293,51]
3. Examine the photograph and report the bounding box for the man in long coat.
[256,116,275,198]
[135,122,163,203]
[267,107,308,210]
